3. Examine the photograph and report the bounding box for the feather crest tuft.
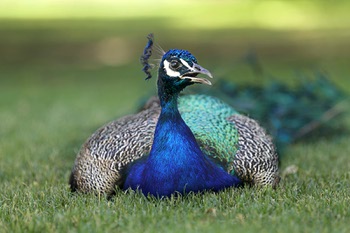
[140,33,166,80]
[140,33,154,80]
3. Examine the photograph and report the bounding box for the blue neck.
[151,75,201,168]
[123,74,241,196]
[150,93,201,165]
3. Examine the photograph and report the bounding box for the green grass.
[1,17,350,232]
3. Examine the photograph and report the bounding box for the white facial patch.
[163,60,181,77]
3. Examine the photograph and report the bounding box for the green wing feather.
[179,94,239,175]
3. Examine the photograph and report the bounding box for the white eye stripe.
[163,60,181,77]
[179,59,194,71]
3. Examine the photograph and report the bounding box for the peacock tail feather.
[199,73,347,152]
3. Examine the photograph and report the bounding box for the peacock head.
[158,49,213,93]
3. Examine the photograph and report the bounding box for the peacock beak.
[180,63,213,85]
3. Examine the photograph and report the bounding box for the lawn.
[1,2,350,232]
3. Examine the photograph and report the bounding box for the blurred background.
[1,1,349,79]
[0,0,349,152]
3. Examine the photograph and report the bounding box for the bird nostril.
[194,65,201,71]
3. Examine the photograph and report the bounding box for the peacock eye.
[170,60,182,70]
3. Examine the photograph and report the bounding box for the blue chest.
[123,109,241,197]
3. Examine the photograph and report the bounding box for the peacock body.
[69,37,279,197]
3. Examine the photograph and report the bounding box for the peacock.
[69,34,279,197]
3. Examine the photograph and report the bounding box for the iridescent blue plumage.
[161,49,197,63]
[124,49,241,196]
